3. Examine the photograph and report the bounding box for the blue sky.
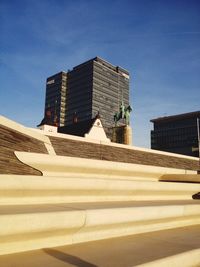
[0,0,200,147]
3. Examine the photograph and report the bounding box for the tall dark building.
[151,111,200,157]
[45,71,67,127]
[44,57,130,137]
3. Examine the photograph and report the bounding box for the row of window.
[154,119,198,130]
[94,61,129,79]
[151,136,198,147]
[93,70,129,87]
[152,127,198,138]
[68,71,93,85]
[45,97,60,107]
[93,87,118,100]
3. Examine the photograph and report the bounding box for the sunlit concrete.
[0,115,200,265]
[15,152,195,179]
[0,225,200,267]
[0,175,200,205]
[0,200,200,255]
[160,174,200,183]
[0,115,50,145]
[84,118,111,142]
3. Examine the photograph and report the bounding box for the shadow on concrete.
[43,248,98,267]
[192,192,200,199]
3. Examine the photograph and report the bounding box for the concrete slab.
[15,152,195,179]
[160,174,200,183]
[1,200,199,214]
[1,201,200,255]
[2,175,200,205]
[0,225,200,267]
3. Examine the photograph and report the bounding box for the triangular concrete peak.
[93,118,103,128]
[85,118,110,142]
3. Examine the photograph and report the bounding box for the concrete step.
[160,174,200,183]
[0,225,200,267]
[0,175,200,205]
[0,201,200,255]
[1,175,200,205]
[15,152,195,181]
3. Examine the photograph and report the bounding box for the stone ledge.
[14,152,196,179]
[1,175,200,205]
[1,225,200,267]
[0,116,50,145]
[0,202,200,255]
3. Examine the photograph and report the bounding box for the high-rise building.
[150,111,200,157]
[44,57,130,137]
[45,71,67,127]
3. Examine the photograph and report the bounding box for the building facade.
[44,57,130,137]
[151,111,200,157]
[45,71,67,126]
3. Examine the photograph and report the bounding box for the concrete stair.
[1,200,200,256]
[1,115,200,266]
[160,173,200,183]
[1,175,200,205]
[0,154,200,266]
[1,225,200,267]
[14,152,196,180]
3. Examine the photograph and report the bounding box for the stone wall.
[49,136,199,171]
[0,125,47,175]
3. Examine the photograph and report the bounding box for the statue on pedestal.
[114,102,132,126]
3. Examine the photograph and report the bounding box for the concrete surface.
[1,115,200,265]
[160,174,200,183]
[1,200,200,255]
[1,175,200,205]
[15,152,195,179]
[0,225,200,267]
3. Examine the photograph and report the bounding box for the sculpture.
[114,102,132,126]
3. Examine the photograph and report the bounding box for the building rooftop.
[151,110,200,123]
[58,118,97,137]
[72,56,129,75]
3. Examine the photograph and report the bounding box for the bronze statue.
[114,102,132,126]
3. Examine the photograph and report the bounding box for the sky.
[0,0,200,148]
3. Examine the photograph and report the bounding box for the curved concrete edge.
[135,248,200,267]
[84,205,200,226]
[14,152,196,179]
[1,204,200,255]
[0,175,200,205]
[0,207,86,255]
[0,115,51,145]
[0,209,86,236]
[160,174,200,183]
[1,174,200,191]
[73,217,200,246]
[2,205,200,235]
